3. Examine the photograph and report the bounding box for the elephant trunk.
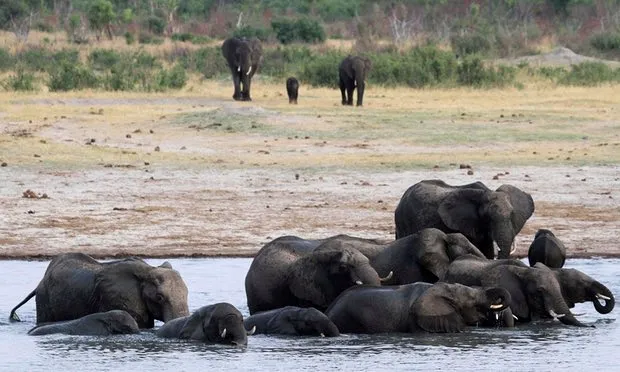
[352,263,381,286]
[546,296,591,327]
[591,284,615,314]
[483,287,511,311]
[163,302,190,323]
[493,222,515,259]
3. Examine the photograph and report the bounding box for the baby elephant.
[28,310,139,336]
[156,303,253,346]
[244,306,340,337]
[528,229,566,268]
[286,77,299,104]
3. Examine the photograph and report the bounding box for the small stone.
[154,146,160,152]
[492,175,499,180]
[1,162,7,167]
[295,174,300,180]
[149,129,154,134]
[126,134,132,138]
[144,162,150,166]
[33,154,41,158]
[467,170,474,175]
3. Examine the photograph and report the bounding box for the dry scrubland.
[0,79,619,259]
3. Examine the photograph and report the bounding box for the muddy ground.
[0,95,619,259]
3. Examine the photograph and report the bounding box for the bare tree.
[10,11,37,43]
[389,4,421,46]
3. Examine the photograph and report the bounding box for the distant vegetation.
[1,0,620,91]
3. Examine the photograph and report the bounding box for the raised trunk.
[592,286,615,314]
[352,263,381,286]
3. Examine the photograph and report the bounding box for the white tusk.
[380,271,393,282]
[596,294,612,301]
[490,304,504,310]
[495,313,499,321]
[549,310,566,319]
[355,280,363,285]
[512,315,519,320]
[510,241,517,255]
[220,328,227,338]
[246,66,252,75]
[320,333,325,337]
[246,325,256,336]
[237,66,240,72]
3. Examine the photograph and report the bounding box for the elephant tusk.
[221,328,227,338]
[489,304,504,310]
[512,315,519,320]
[549,310,566,318]
[596,294,612,301]
[355,280,363,285]
[495,313,499,321]
[246,66,252,75]
[237,66,241,72]
[246,325,256,336]
[380,271,393,282]
[510,241,517,255]
[320,333,325,337]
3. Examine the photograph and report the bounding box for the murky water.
[1,258,617,371]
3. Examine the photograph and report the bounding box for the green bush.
[4,68,37,91]
[298,50,346,87]
[537,66,567,81]
[88,49,121,71]
[232,25,272,41]
[171,33,194,42]
[139,33,164,44]
[456,55,515,87]
[558,62,619,86]
[48,63,99,91]
[271,18,326,44]
[124,32,135,45]
[0,48,14,71]
[451,33,492,57]
[156,64,188,90]
[590,32,620,52]
[261,45,313,78]
[184,47,228,78]
[16,48,79,72]
[145,15,166,35]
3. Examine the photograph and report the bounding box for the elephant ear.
[496,184,535,234]
[438,189,486,240]
[482,266,529,320]
[413,291,465,333]
[415,230,451,281]
[179,308,210,340]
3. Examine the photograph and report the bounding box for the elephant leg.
[346,85,355,106]
[339,78,347,105]
[242,76,252,101]
[231,69,242,101]
[356,81,365,107]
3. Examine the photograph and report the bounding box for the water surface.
[1,258,617,371]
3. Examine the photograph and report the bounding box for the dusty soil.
[0,92,619,260]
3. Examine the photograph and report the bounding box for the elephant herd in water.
[9,179,615,346]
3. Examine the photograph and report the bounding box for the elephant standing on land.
[528,229,567,268]
[319,228,486,285]
[156,303,252,346]
[325,282,511,333]
[395,180,535,259]
[339,55,372,106]
[245,237,385,314]
[221,37,263,101]
[244,306,340,337]
[28,310,139,336]
[9,253,189,328]
[286,77,299,104]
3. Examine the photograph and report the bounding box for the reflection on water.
[0,258,618,371]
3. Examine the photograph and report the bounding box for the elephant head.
[285,307,340,337]
[553,268,615,314]
[288,248,381,310]
[438,184,535,259]
[415,229,486,282]
[482,263,591,327]
[98,310,141,335]
[180,303,250,346]
[94,260,189,328]
[412,282,511,332]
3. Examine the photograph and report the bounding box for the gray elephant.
[443,254,528,287]
[325,282,511,333]
[28,310,139,336]
[10,253,189,328]
[528,229,566,268]
[318,228,486,285]
[339,55,372,106]
[553,267,614,314]
[156,303,252,346]
[244,306,339,337]
[394,180,535,259]
[245,238,384,314]
[286,77,299,104]
[221,37,263,101]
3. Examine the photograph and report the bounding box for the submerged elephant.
[28,310,139,336]
[528,229,567,268]
[286,77,299,104]
[318,228,486,285]
[10,253,189,328]
[156,303,252,346]
[221,37,263,101]
[326,282,510,333]
[339,55,372,106]
[394,180,535,259]
[245,237,384,314]
[244,306,339,337]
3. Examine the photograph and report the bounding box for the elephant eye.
[156,293,165,303]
